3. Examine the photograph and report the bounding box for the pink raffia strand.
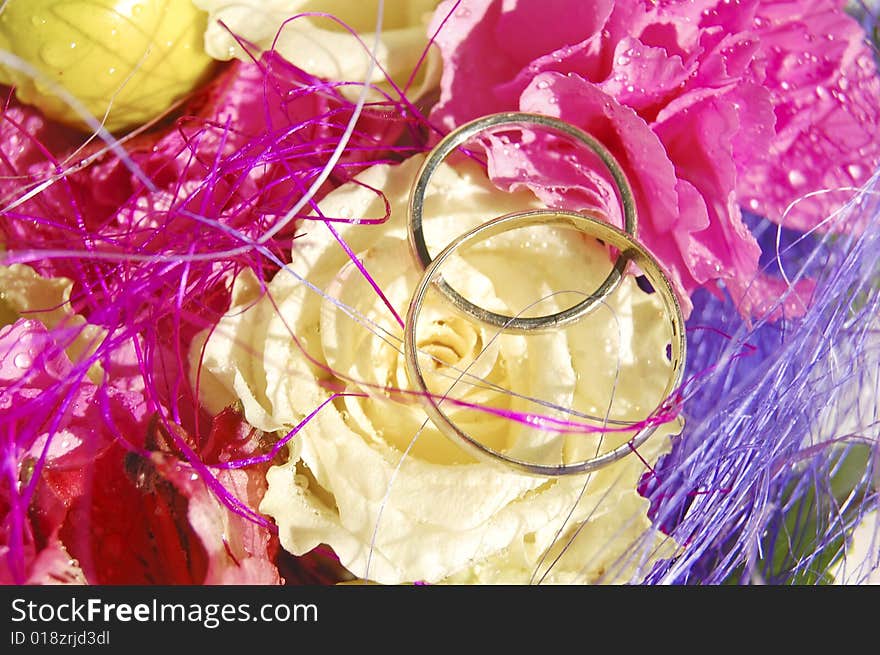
[0,320,146,583]
[428,0,880,319]
[0,317,288,585]
[0,33,433,583]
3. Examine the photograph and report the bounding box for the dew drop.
[13,353,31,369]
[846,164,864,180]
[788,170,807,187]
[536,80,549,90]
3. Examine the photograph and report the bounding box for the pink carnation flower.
[428,0,880,317]
[0,320,280,584]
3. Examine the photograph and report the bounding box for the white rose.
[194,155,682,584]
[194,0,442,99]
[831,510,880,584]
[820,322,880,585]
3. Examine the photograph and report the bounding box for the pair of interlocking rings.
[402,112,686,477]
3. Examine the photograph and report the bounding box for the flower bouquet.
[1,0,878,587]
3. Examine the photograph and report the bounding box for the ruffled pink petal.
[427,0,880,321]
[154,457,280,585]
[493,0,614,65]
[430,0,522,128]
[654,94,762,287]
[738,0,880,229]
[598,37,691,116]
[517,72,707,314]
[0,319,156,583]
[0,538,86,585]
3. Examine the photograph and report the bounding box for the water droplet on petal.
[13,353,31,369]
[846,164,864,180]
[788,170,807,187]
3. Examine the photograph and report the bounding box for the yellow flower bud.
[0,0,214,132]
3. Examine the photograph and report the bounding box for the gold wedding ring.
[408,112,638,333]
[404,209,686,476]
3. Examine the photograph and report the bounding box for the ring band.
[404,209,686,477]
[407,112,638,333]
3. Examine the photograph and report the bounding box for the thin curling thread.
[0,2,416,582]
[257,2,385,243]
[2,4,878,587]
[640,184,880,585]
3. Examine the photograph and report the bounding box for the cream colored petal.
[0,264,104,380]
[195,0,442,100]
[197,155,683,583]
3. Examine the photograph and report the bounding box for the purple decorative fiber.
[641,182,880,584]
